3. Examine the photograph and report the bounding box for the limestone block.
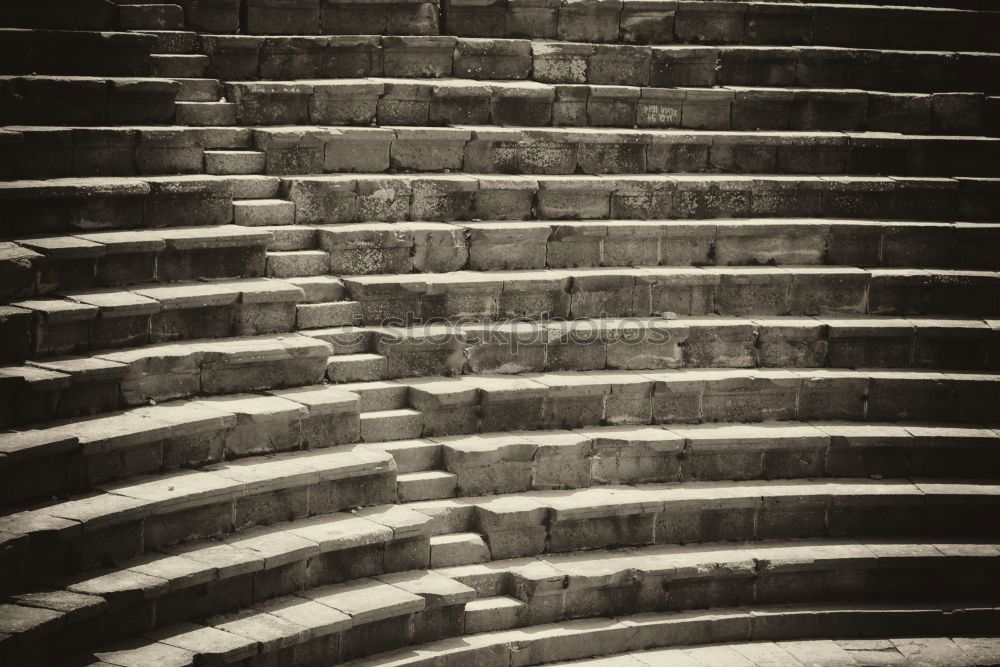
[536,176,615,220]
[260,36,327,79]
[508,0,560,38]
[428,81,492,125]
[356,176,412,222]
[285,177,356,225]
[558,0,623,42]
[446,0,507,35]
[383,36,457,78]
[621,0,676,45]
[399,222,468,272]
[320,223,413,274]
[310,81,383,126]
[649,46,718,87]
[254,128,330,176]
[410,175,477,221]
[376,80,433,126]
[474,175,536,220]
[201,36,264,80]
[323,36,384,78]
[532,42,594,84]
[246,0,321,34]
[587,85,640,126]
[589,45,651,86]
[455,38,532,79]
[675,1,745,42]
[227,82,312,126]
[490,82,555,127]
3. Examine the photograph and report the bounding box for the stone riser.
[6,313,998,432]
[337,604,1000,667]
[439,0,1000,52]
[280,174,1000,226]
[3,229,268,303]
[18,548,1000,666]
[269,219,1000,274]
[551,637,1000,667]
[387,421,1000,496]
[1,445,396,590]
[5,174,997,239]
[9,263,998,360]
[0,29,156,77]
[0,76,181,126]
[6,368,997,507]
[204,41,1000,95]
[10,215,999,333]
[9,126,1000,183]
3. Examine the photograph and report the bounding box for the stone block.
[490,82,555,126]
[558,0,623,42]
[429,81,492,125]
[324,128,393,173]
[383,36,457,78]
[508,0,560,38]
[310,81,383,125]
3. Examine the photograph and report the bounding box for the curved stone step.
[3,174,996,238]
[438,0,1000,53]
[0,443,395,590]
[259,219,1000,274]
[5,366,998,501]
[354,608,1000,667]
[0,75,180,126]
[0,29,157,77]
[546,637,1000,667]
[25,541,1000,665]
[212,81,1000,137]
[8,123,1000,181]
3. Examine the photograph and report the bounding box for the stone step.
[0,0,118,31]
[204,149,265,175]
[327,352,390,383]
[430,532,491,567]
[239,0,440,36]
[463,595,525,632]
[150,53,209,79]
[10,124,1000,181]
[297,301,362,329]
[0,224,273,300]
[342,604,1000,667]
[553,637,1000,666]
[266,249,330,278]
[232,198,296,226]
[8,276,311,358]
[397,470,459,502]
[6,311,995,427]
[335,266,1000,322]
[215,81,1000,136]
[7,363,997,492]
[175,101,236,126]
[239,126,1000,178]
[0,443,394,592]
[173,77,222,102]
[0,75,179,125]
[140,30,200,55]
[0,379,365,504]
[264,219,1000,274]
[286,275,346,303]
[4,174,998,239]
[361,408,425,443]
[118,4,185,31]
[19,539,1000,665]
[0,28,156,77]
[279,173,1000,225]
[340,381,410,411]
[438,0,1000,52]
[199,36,1000,94]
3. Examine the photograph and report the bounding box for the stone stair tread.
[7,508,997,634]
[58,541,1000,666]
